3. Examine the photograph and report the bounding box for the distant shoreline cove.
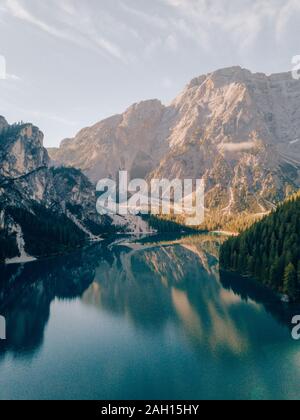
[1,237,104,266]
[1,230,235,266]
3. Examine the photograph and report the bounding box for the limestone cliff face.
[49,99,167,181]
[0,123,49,179]
[49,67,300,216]
[0,119,152,262]
[0,121,108,261]
[151,67,300,214]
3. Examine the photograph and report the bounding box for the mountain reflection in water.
[0,234,300,400]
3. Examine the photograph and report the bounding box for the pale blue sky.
[0,0,300,147]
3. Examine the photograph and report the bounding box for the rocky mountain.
[49,99,168,181]
[0,118,150,264]
[49,66,300,222]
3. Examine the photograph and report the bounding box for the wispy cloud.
[219,142,257,153]
[120,2,168,30]
[4,0,299,67]
[162,0,300,51]
[275,0,300,41]
[27,109,77,126]
[4,0,126,61]
[0,94,77,125]
[6,0,69,39]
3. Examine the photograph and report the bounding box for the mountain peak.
[0,120,48,178]
[125,99,164,115]
[48,65,300,217]
[186,66,294,91]
[187,66,246,89]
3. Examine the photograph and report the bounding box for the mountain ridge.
[48,66,300,224]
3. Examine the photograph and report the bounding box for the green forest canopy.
[220,193,300,301]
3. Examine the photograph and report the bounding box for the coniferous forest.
[220,193,300,301]
[0,205,87,264]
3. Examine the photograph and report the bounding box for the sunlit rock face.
[49,99,167,181]
[0,118,153,262]
[49,67,300,215]
[0,124,48,179]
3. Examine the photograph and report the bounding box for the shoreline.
[1,230,234,267]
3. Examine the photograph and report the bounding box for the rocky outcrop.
[0,121,109,262]
[0,123,48,178]
[0,118,153,263]
[49,99,167,181]
[49,67,300,218]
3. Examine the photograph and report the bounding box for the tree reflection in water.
[0,234,297,363]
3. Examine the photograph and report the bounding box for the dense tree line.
[199,212,264,233]
[144,209,266,234]
[220,194,300,301]
[144,211,261,234]
[4,204,87,259]
[145,215,200,233]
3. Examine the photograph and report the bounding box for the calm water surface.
[0,234,300,400]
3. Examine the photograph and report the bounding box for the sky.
[0,0,300,147]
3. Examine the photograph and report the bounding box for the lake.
[0,234,300,400]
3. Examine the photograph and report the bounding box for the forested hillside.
[0,117,114,264]
[220,194,300,301]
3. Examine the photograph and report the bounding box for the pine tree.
[283,263,297,300]
[220,193,300,301]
